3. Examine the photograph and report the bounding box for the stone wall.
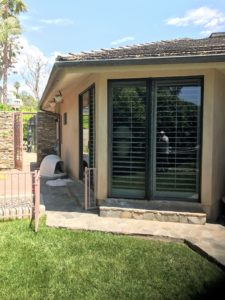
[100,206,206,225]
[0,112,14,169]
[36,112,58,166]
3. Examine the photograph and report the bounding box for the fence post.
[84,167,88,210]
[34,170,40,232]
[84,168,97,210]
[92,168,97,209]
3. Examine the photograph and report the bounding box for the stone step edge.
[100,206,206,225]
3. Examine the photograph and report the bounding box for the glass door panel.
[153,79,202,200]
[79,86,95,179]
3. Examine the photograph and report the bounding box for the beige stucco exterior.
[42,62,225,220]
[211,70,225,219]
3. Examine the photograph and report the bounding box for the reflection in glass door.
[153,79,202,200]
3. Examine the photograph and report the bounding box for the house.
[6,92,22,110]
[40,32,225,222]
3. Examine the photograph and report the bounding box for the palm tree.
[0,0,27,104]
[14,80,20,97]
[2,0,27,15]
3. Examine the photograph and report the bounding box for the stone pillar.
[36,112,58,166]
[0,112,14,169]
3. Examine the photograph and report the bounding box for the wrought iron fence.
[84,167,97,210]
[0,170,40,232]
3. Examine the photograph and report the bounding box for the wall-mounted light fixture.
[54,90,63,103]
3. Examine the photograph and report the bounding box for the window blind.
[154,80,201,199]
[110,81,147,198]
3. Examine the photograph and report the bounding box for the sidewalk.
[41,177,225,270]
[22,151,38,172]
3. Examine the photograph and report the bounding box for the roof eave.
[58,53,225,65]
[40,54,225,109]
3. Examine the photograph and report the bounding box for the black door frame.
[79,84,95,180]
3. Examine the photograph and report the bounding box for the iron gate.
[84,167,97,210]
[0,170,40,232]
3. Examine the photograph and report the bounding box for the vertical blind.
[110,81,147,197]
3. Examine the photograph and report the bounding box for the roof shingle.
[56,33,225,62]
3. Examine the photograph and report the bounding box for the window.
[109,77,202,201]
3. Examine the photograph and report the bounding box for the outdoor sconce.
[54,90,63,103]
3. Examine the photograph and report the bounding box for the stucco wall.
[201,72,215,218]
[211,70,225,219]
[58,85,78,177]
[97,68,216,204]
[0,112,14,169]
[59,75,99,178]
[57,65,225,220]
[200,70,225,220]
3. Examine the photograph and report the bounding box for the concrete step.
[99,199,206,225]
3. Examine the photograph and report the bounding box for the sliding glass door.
[153,79,202,200]
[109,80,147,198]
[109,77,202,201]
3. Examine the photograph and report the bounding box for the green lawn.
[83,114,89,129]
[0,220,224,300]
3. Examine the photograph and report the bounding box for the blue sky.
[21,0,225,56]
[7,0,225,95]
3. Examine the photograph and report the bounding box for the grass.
[83,115,89,129]
[0,219,224,300]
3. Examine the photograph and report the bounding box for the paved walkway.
[22,151,37,172]
[40,177,225,270]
